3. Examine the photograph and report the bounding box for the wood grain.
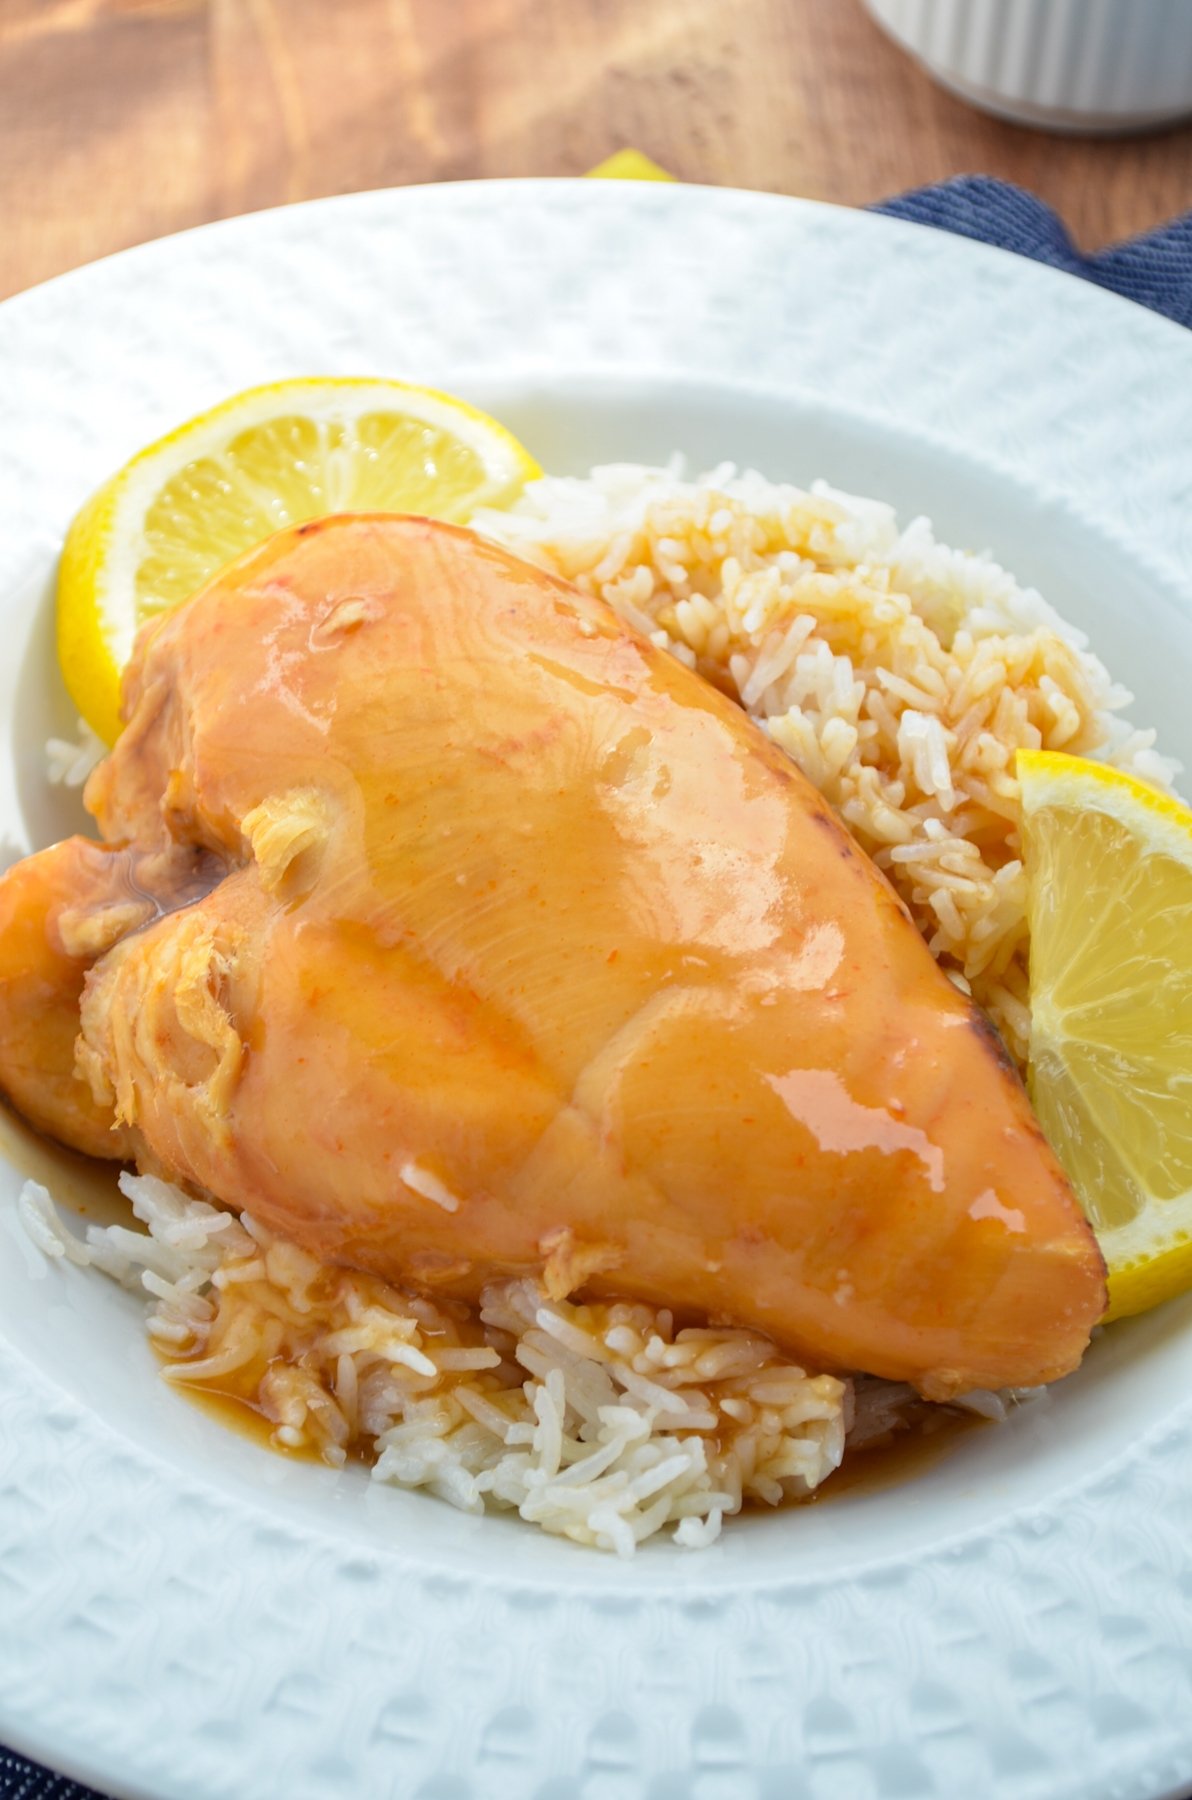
[3,0,1191,301]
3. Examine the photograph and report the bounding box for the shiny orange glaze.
[0,837,139,1159]
[0,516,1105,1395]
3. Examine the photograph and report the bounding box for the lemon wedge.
[57,377,541,743]
[1019,748,1192,1319]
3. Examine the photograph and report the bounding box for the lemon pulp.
[58,377,541,743]
[1020,749,1192,1319]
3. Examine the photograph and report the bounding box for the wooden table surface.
[3,0,1192,302]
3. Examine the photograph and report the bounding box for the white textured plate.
[2,181,1192,1800]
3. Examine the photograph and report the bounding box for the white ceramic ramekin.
[863,0,1192,133]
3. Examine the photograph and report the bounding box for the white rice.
[46,718,105,788]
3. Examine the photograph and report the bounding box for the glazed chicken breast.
[0,515,1106,1398]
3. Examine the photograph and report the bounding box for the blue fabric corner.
[872,173,1192,329]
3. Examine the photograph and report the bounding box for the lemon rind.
[1018,747,1192,867]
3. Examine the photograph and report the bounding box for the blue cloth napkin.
[3,173,1190,1800]
[872,173,1192,328]
[0,1751,101,1800]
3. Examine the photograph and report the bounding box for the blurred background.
[3,0,1192,302]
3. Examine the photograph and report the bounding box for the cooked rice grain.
[46,718,106,789]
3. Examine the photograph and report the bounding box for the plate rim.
[6,173,1192,353]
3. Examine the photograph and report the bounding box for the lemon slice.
[1019,748,1192,1319]
[57,377,541,743]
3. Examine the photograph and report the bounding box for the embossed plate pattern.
[1,181,1191,1800]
